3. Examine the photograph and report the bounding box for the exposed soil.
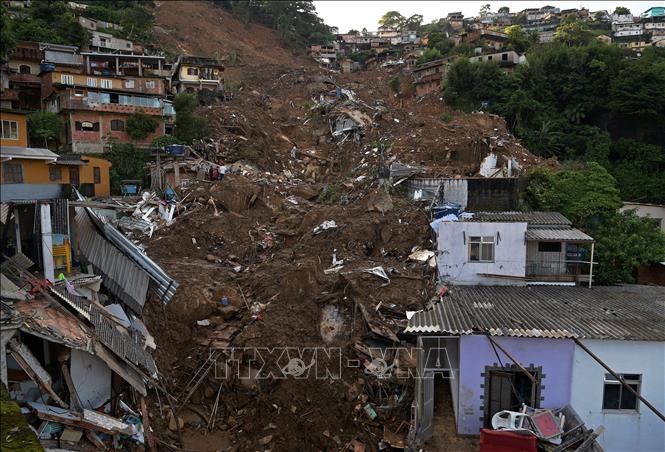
[141,2,555,450]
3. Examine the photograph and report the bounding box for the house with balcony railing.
[434,211,595,286]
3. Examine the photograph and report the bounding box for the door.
[486,369,537,427]
[421,374,435,440]
[69,167,80,186]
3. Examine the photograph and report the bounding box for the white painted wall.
[71,349,112,409]
[621,203,665,233]
[570,340,665,452]
[437,221,527,285]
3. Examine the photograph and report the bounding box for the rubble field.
[130,59,548,450]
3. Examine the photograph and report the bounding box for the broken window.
[538,242,562,252]
[602,373,640,411]
[469,236,495,262]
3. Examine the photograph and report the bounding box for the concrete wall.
[570,340,665,452]
[1,112,28,148]
[436,221,527,285]
[457,335,575,435]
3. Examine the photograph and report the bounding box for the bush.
[126,110,160,141]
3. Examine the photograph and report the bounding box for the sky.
[312,1,659,32]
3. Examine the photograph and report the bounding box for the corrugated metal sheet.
[405,286,665,341]
[50,286,157,376]
[466,211,572,226]
[526,228,594,242]
[74,195,178,306]
[75,208,150,314]
[0,203,9,224]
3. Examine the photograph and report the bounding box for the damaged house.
[1,182,177,448]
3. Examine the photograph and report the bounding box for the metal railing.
[525,259,592,282]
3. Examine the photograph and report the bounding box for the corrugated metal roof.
[75,208,150,314]
[405,286,665,341]
[465,211,572,226]
[74,192,178,306]
[0,146,60,162]
[525,228,594,242]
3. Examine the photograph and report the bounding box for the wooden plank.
[9,340,68,409]
[27,402,131,435]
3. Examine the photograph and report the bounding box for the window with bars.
[61,74,74,85]
[602,374,640,411]
[87,77,97,87]
[469,236,495,262]
[101,79,112,89]
[3,163,23,183]
[124,79,135,89]
[49,166,62,181]
[145,80,155,89]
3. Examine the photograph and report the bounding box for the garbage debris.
[313,220,338,234]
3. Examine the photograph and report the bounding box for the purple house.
[405,285,665,451]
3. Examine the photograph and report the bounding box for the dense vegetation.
[525,164,665,284]
[442,32,665,204]
[1,0,154,48]
[212,0,334,49]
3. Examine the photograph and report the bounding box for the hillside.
[153,0,308,67]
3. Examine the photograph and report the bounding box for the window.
[74,89,85,97]
[124,79,135,89]
[3,163,23,183]
[61,74,74,85]
[602,374,640,411]
[49,166,62,181]
[19,65,31,74]
[502,53,508,61]
[538,242,562,252]
[100,79,112,89]
[110,119,124,131]
[93,167,101,184]
[75,121,99,131]
[488,55,493,60]
[87,77,97,87]
[469,236,495,262]
[1,120,19,140]
[186,67,199,76]
[145,80,155,89]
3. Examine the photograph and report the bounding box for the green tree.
[403,14,423,30]
[0,6,16,57]
[379,11,405,29]
[525,163,622,225]
[612,7,631,16]
[126,111,160,141]
[389,77,401,97]
[591,211,665,284]
[504,25,530,53]
[554,19,593,46]
[480,4,491,15]
[416,47,442,65]
[27,111,62,149]
[498,6,510,14]
[173,92,209,144]
[105,143,149,194]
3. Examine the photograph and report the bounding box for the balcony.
[525,259,591,283]
[58,95,163,116]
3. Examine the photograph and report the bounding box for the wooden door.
[69,167,80,186]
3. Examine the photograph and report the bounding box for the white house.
[434,212,594,286]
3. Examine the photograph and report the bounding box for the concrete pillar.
[138,58,143,77]
[115,57,120,75]
[40,203,55,283]
[13,208,21,253]
[86,55,90,74]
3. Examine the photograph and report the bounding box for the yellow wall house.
[1,110,112,201]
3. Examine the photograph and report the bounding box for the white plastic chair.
[491,410,532,432]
